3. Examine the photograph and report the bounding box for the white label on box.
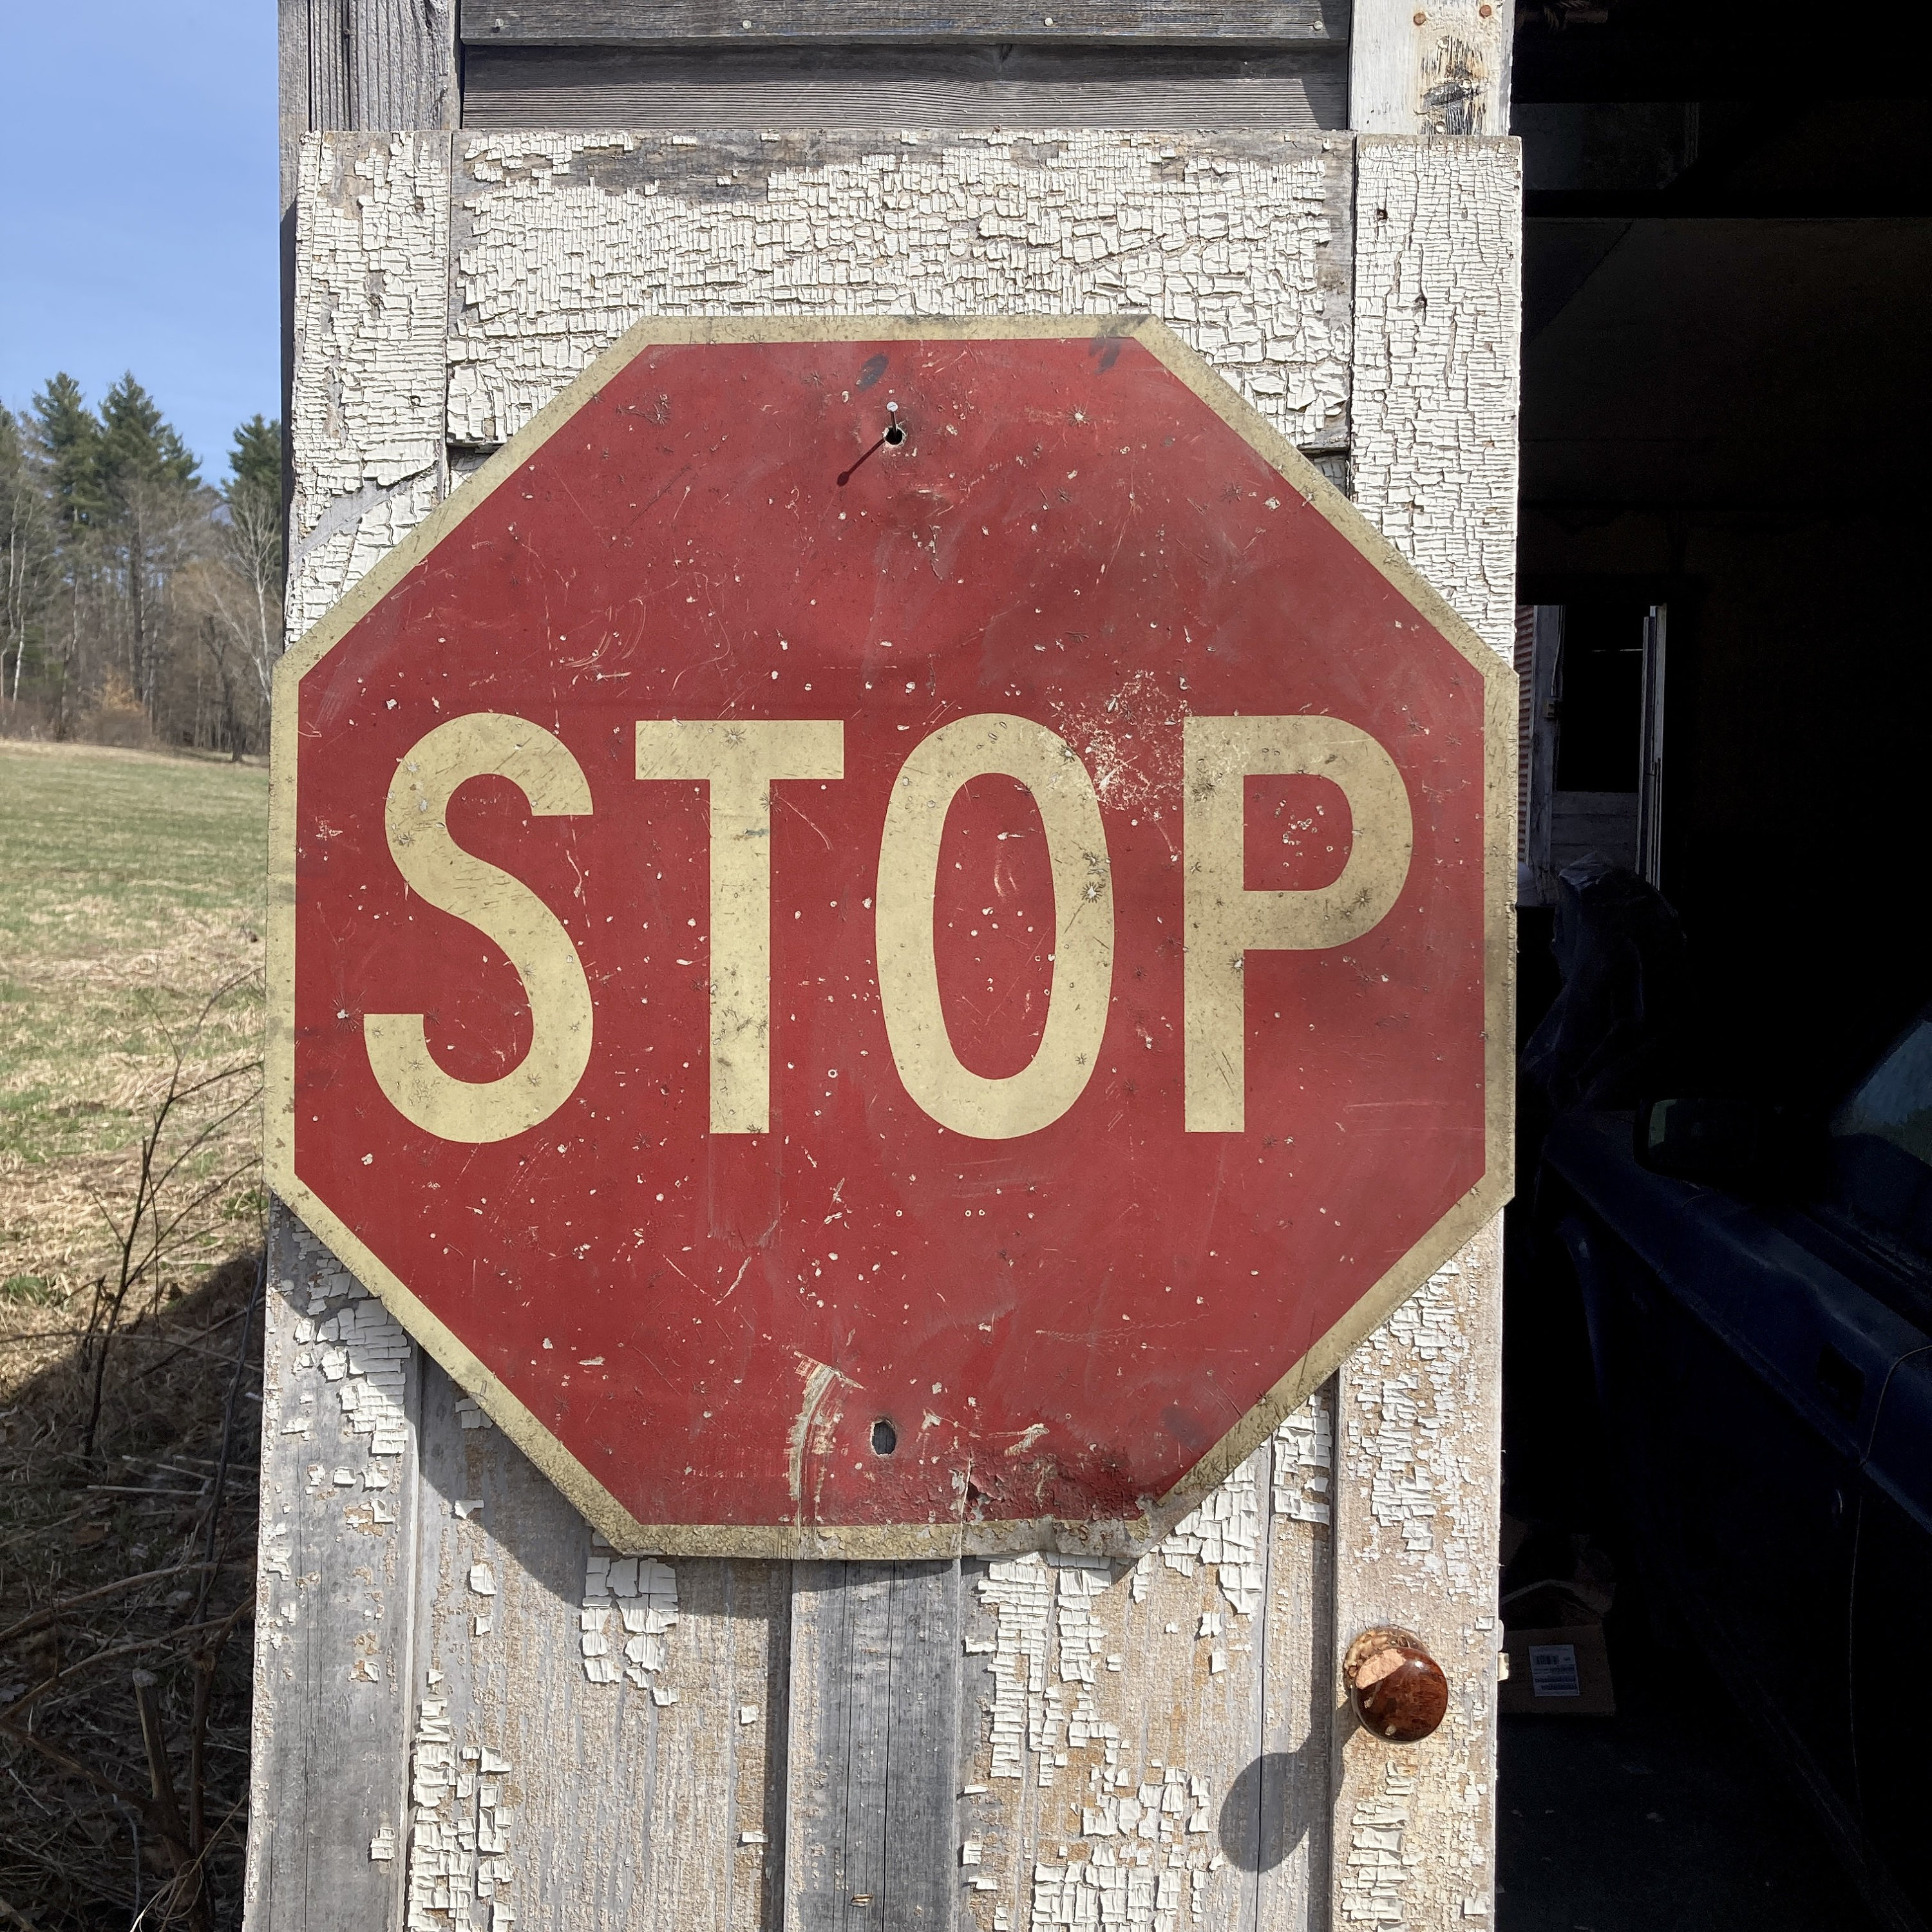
[1527,1643,1582,1698]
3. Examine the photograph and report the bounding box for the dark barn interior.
[1499,4,1932,1926]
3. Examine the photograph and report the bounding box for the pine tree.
[31,374,105,529]
[227,414,280,506]
[97,374,200,494]
[3,378,277,748]
[93,376,204,712]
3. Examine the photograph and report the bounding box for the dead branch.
[0,1709,165,1823]
[131,1672,212,1931]
[191,1255,265,1627]
[187,1593,256,1857]
[0,1559,225,1650]
[1,1611,254,1725]
[0,1889,48,1932]
[77,975,262,1461]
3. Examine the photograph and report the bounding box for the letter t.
[636,721,844,1133]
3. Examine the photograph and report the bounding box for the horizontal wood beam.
[462,41,1346,128]
[461,0,1346,46]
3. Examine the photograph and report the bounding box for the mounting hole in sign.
[871,1418,898,1456]
[883,421,907,446]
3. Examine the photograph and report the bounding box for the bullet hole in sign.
[871,1418,898,1456]
[837,409,905,485]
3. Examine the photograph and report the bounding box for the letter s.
[365,712,594,1143]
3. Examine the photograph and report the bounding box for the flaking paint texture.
[259,126,1519,1932]
[961,1403,1334,1931]
[290,137,450,636]
[1327,135,1517,1932]
[446,130,1352,456]
[1348,137,1520,661]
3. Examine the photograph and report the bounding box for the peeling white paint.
[972,1552,1236,1932]
[1338,1759,1419,1927]
[289,135,449,636]
[1273,1387,1335,1525]
[580,1537,679,1689]
[1344,1265,1477,1585]
[258,1234,412,1699]
[280,1267,412,1461]
[1349,137,1520,663]
[449,130,1352,457]
[405,1676,519,1931]
[979,1555,1054,1783]
[1159,1450,1264,1617]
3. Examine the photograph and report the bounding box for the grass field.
[0,741,268,1362]
[0,741,269,1927]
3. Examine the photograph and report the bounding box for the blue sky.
[0,1,278,481]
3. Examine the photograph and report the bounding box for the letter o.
[875,714,1113,1139]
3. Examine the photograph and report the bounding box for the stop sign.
[269,318,1510,1555]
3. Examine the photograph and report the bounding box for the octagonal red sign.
[269,317,1511,1556]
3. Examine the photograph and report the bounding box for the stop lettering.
[269,319,1511,1554]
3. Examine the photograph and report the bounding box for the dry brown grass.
[0,1258,260,1931]
[1,743,269,1929]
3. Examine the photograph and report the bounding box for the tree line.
[0,375,281,757]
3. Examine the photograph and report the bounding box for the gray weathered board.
[251,33,1520,1929]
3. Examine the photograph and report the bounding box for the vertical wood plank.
[279,0,459,597]
[1331,127,1519,1932]
[884,1564,965,1928]
[1349,0,1511,137]
[1256,1392,1336,1932]
[281,0,459,147]
[348,0,461,130]
[1329,1235,1505,1931]
[395,1361,791,1932]
[788,1562,963,1931]
[244,1208,421,1931]
[956,1435,1339,1932]
[1347,135,1521,652]
[638,1557,791,1929]
[286,131,451,638]
[734,1563,795,1932]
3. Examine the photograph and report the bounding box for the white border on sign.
[267,314,1515,1559]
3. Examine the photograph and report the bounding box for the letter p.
[1183,717,1413,1133]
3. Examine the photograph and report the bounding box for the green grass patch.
[0,743,269,1298]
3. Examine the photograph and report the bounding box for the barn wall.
[252,122,1518,1932]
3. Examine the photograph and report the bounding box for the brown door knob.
[1344,1627,1450,1742]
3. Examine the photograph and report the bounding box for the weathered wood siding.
[252,113,1519,1932]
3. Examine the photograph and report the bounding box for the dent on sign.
[368,708,1413,1144]
[270,318,1511,1553]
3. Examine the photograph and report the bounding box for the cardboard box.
[1499,1622,1616,1716]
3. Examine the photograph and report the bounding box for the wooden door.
[252,8,1519,1928]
